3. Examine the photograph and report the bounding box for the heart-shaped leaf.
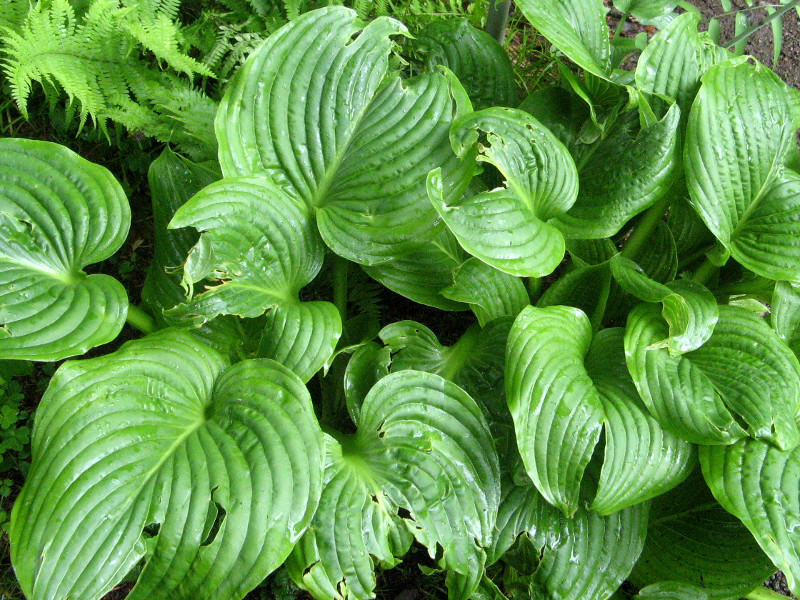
[0,138,130,361]
[630,468,775,600]
[166,177,341,381]
[625,304,800,448]
[287,371,500,600]
[431,107,578,277]
[409,19,518,109]
[216,7,472,264]
[685,58,800,280]
[10,329,325,600]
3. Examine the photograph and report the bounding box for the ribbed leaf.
[344,341,391,423]
[514,0,610,78]
[441,258,528,326]
[216,7,472,264]
[634,220,678,285]
[496,479,649,600]
[380,319,512,423]
[626,304,800,448]
[773,280,800,354]
[537,262,613,328]
[0,138,130,361]
[431,107,578,277]
[555,103,681,239]
[506,306,604,514]
[668,197,716,259]
[611,256,718,354]
[288,371,500,600]
[614,0,677,22]
[630,469,775,600]
[685,58,800,280]
[362,229,468,311]
[409,19,517,110]
[635,12,725,115]
[700,440,800,593]
[586,329,695,514]
[10,329,325,600]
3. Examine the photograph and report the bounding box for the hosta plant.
[5,1,800,600]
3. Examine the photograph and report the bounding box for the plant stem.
[725,0,800,49]
[614,11,630,39]
[486,0,511,44]
[692,257,718,286]
[333,255,348,322]
[126,303,157,334]
[744,586,792,600]
[620,195,671,262]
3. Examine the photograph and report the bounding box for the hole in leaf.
[142,522,161,538]
[200,498,226,547]
[369,493,379,504]
[397,506,412,520]
[302,560,320,577]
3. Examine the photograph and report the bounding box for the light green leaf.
[701,440,800,593]
[258,300,342,382]
[611,256,719,354]
[506,306,603,514]
[614,0,677,22]
[441,258,528,326]
[514,0,610,78]
[344,341,391,423]
[625,304,800,448]
[380,319,512,423]
[586,329,695,515]
[630,469,775,600]
[409,19,518,110]
[634,582,710,600]
[431,107,578,277]
[772,281,800,354]
[10,329,325,600]
[216,7,472,264]
[0,138,130,361]
[287,371,500,600]
[362,229,468,311]
[635,12,725,114]
[685,58,800,280]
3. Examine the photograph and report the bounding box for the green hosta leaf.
[362,229,468,311]
[495,479,649,600]
[611,256,718,354]
[166,177,341,379]
[380,319,512,422]
[518,87,591,157]
[441,258,528,326]
[667,197,715,259]
[507,306,691,515]
[537,262,613,330]
[514,0,610,78]
[0,138,130,361]
[630,469,775,600]
[287,371,500,600]
[686,58,800,280]
[634,220,678,285]
[634,582,710,600]
[344,341,391,423]
[566,238,618,267]
[773,281,800,355]
[555,103,681,238]
[216,7,472,264]
[625,304,800,447]
[10,329,325,600]
[614,0,677,22]
[431,107,578,277]
[586,329,695,515]
[409,19,518,109]
[635,12,725,114]
[701,440,800,593]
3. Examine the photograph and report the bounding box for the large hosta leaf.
[630,469,775,600]
[701,440,800,592]
[685,58,800,280]
[625,304,800,448]
[10,329,325,600]
[408,19,518,110]
[216,7,471,264]
[0,138,130,361]
[287,371,500,600]
[165,177,341,381]
[430,107,578,277]
[494,476,649,600]
[507,306,693,515]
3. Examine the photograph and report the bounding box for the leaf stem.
[620,195,671,262]
[333,255,348,321]
[744,586,792,600]
[725,0,800,50]
[126,303,157,334]
[486,0,512,44]
[692,257,718,286]
[614,12,630,39]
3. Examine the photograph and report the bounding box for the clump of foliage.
[4,1,800,600]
